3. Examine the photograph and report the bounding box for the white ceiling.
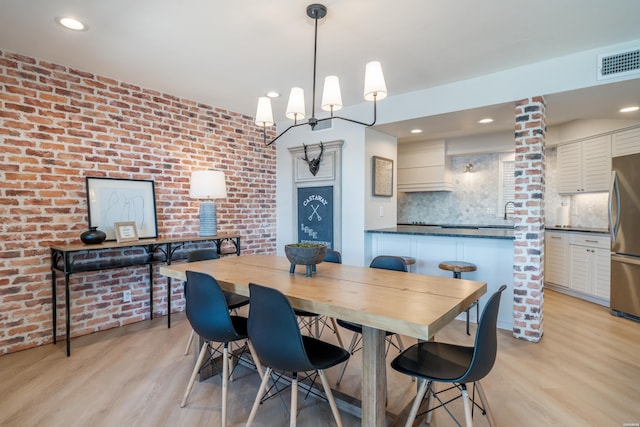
[1,0,640,142]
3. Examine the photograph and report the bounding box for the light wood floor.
[1,289,639,427]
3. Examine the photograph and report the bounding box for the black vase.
[80,226,107,244]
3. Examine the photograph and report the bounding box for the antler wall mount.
[302,142,324,176]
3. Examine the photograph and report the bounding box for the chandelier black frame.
[255,4,387,146]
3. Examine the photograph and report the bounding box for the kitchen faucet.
[504,201,516,220]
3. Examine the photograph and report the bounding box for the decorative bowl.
[80,226,107,244]
[284,243,327,277]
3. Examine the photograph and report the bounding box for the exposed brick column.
[513,97,546,342]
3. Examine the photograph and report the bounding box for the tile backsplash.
[397,148,609,229]
[398,153,513,225]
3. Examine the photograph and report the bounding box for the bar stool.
[439,261,478,335]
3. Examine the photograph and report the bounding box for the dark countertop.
[369,224,609,239]
[367,225,515,240]
[545,226,610,234]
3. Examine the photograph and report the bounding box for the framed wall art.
[86,177,158,241]
[372,156,393,197]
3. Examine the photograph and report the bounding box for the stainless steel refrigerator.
[609,152,640,320]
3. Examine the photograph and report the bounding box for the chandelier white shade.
[190,170,227,237]
[285,87,306,120]
[364,61,388,101]
[321,75,343,112]
[255,97,274,128]
[255,3,387,146]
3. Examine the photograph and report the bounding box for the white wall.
[445,131,515,155]
[275,118,368,266]
[364,128,398,231]
[274,121,398,266]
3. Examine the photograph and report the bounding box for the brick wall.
[0,50,277,355]
[512,97,546,342]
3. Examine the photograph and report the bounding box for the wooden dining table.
[159,254,486,427]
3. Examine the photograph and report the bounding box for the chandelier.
[255,3,388,146]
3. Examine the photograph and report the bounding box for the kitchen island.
[366,225,514,330]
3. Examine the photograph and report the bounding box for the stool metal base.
[439,261,478,335]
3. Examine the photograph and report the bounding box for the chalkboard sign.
[297,186,334,249]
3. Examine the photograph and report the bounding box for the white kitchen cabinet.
[557,135,611,194]
[397,140,452,192]
[593,248,611,299]
[567,233,611,301]
[557,142,581,194]
[544,231,568,287]
[612,127,640,157]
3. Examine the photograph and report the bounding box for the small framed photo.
[114,221,139,243]
[372,156,393,197]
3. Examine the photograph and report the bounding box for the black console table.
[50,234,240,356]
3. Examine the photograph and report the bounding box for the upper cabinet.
[397,140,452,192]
[557,135,611,194]
[612,127,640,157]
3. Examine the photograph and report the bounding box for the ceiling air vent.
[597,48,640,80]
[311,119,333,132]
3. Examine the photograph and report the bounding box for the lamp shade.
[190,170,227,199]
[255,97,274,127]
[285,87,306,120]
[321,75,343,112]
[363,61,387,101]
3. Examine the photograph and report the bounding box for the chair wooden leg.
[461,384,473,427]
[405,378,429,427]
[221,344,229,427]
[227,344,236,383]
[329,318,344,348]
[246,367,272,426]
[291,373,298,427]
[246,340,264,380]
[318,369,343,427]
[336,333,358,385]
[181,342,208,407]
[475,381,497,427]
[395,334,406,352]
[183,329,195,355]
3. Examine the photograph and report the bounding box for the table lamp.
[190,170,227,236]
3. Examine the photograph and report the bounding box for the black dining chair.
[294,249,344,347]
[180,271,263,427]
[324,249,342,264]
[246,283,350,427]
[183,249,250,355]
[390,284,506,427]
[335,255,408,385]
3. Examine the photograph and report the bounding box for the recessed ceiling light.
[266,91,280,98]
[55,16,88,31]
[410,129,422,134]
[477,118,494,124]
[619,106,639,113]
